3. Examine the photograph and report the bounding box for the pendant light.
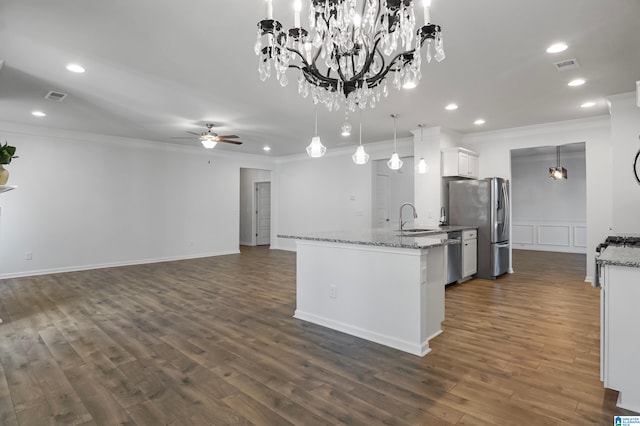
[549,145,567,179]
[352,109,369,165]
[387,114,403,170]
[306,108,326,158]
[416,124,430,174]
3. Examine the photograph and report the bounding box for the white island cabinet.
[280,230,454,356]
[598,246,640,413]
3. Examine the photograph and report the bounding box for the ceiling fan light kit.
[177,124,244,149]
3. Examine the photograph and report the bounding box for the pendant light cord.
[392,114,398,151]
[315,108,318,137]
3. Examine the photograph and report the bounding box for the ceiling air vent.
[554,59,579,72]
[45,91,68,102]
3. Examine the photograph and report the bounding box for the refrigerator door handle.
[496,242,510,248]
[501,181,510,239]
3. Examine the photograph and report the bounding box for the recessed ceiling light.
[546,42,568,53]
[66,63,85,73]
[31,111,46,117]
[263,146,271,152]
[445,103,458,111]
[581,101,596,108]
[474,119,485,125]
[568,78,586,87]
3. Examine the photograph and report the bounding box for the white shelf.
[0,185,18,194]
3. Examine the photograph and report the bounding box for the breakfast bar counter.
[280,228,457,356]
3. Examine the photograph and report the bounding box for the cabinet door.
[463,239,477,277]
[468,154,479,178]
[458,152,469,176]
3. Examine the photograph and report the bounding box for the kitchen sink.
[399,228,440,233]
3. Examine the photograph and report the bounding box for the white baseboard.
[512,245,586,254]
[0,250,240,280]
[239,241,254,246]
[294,310,431,357]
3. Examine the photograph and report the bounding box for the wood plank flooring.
[0,247,635,425]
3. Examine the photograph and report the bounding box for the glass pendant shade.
[306,136,326,158]
[201,139,217,149]
[341,121,352,136]
[416,157,430,174]
[388,152,403,170]
[352,145,369,165]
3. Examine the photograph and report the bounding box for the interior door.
[256,182,271,246]
[373,174,390,227]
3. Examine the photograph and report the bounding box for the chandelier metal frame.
[255,0,444,112]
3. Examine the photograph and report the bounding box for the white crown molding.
[462,115,610,144]
[0,120,277,164]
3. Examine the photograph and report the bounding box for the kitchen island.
[597,245,640,412]
[279,228,460,356]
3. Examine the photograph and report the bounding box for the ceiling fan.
[176,124,244,149]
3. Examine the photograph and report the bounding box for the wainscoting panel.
[512,221,586,254]
[574,226,587,248]
[513,225,535,245]
[538,225,571,246]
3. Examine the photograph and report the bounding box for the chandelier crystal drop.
[341,110,352,136]
[255,0,445,112]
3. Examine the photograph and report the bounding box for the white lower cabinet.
[601,264,640,412]
[462,229,477,278]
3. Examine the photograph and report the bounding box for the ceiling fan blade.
[217,134,239,139]
[218,139,243,145]
[172,136,197,139]
[186,131,201,136]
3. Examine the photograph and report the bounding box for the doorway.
[509,142,586,254]
[239,168,272,247]
[255,182,271,246]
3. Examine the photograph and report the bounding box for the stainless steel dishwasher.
[446,231,462,284]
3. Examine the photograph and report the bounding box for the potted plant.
[0,141,18,185]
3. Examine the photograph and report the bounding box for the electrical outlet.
[25,251,33,260]
[329,285,337,299]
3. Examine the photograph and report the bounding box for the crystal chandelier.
[255,0,445,112]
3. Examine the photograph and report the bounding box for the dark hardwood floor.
[0,247,635,425]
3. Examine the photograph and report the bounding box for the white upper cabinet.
[442,147,479,178]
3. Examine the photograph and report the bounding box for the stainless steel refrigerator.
[449,177,510,279]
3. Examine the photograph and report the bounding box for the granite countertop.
[278,226,472,249]
[597,246,640,268]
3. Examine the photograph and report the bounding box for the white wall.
[273,138,413,251]
[463,116,612,281]
[0,122,275,278]
[372,156,414,228]
[511,148,587,253]
[239,168,271,246]
[413,127,463,227]
[609,93,640,234]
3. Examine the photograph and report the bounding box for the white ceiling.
[1,0,639,157]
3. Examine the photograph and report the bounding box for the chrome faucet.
[399,202,418,231]
[439,206,447,226]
